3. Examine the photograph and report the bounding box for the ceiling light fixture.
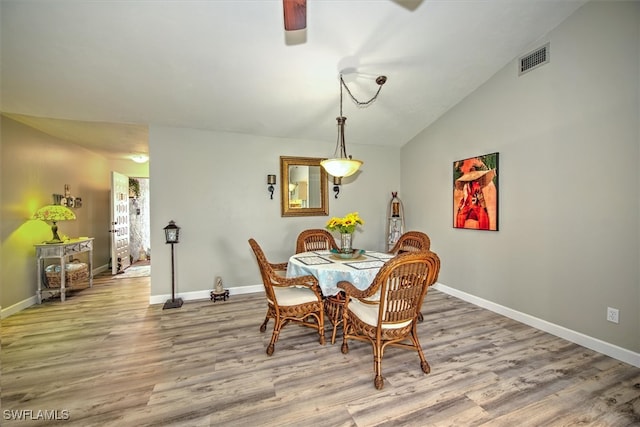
[321,74,387,178]
[131,154,149,164]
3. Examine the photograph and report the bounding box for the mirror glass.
[280,156,329,217]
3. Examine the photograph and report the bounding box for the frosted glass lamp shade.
[320,158,362,178]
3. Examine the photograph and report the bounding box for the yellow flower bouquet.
[326,212,364,234]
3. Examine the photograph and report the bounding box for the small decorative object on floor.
[214,276,224,293]
[210,289,230,302]
[210,276,229,302]
[326,211,364,254]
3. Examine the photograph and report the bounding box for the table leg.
[60,258,66,302]
[37,258,43,304]
[89,247,94,288]
[325,292,345,345]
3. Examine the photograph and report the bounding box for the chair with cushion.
[248,238,325,355]
[295,228,340,254]
[388,231,432,322]
[338,250,441,389]
[388,230,431,255]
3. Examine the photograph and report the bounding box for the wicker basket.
[45,261,89,288]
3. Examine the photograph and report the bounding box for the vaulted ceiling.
[1,0,587,160]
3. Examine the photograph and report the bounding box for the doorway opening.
[129,177,151,269]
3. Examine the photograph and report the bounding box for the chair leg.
[417,311,424,322]
[259,316,269,332]
[267,333,278,355]
[318,312,325,345]
[373,342,384,390]
[266,319,283,356]
[410,328,430,374]
[261,306,274,332]
[341,316,349,354]
[374,375,384,390]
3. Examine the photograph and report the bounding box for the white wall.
[402,1,639,353]
[149,126,400,299]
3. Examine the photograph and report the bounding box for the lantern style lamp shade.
[163,220,183,309]
[164,220,180,244]
[32,205,76,244]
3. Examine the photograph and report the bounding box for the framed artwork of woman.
[453,152,499,231]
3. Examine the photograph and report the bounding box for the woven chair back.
[248,238,280,305]
[389,231,431,254]
[296,229,339,253]
[375,251,440,325]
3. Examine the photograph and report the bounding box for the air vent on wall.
[519,43,549,75]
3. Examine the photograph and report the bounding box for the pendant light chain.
[340,75,344,117]
[340,74,386,108]
[336,74,347,158]
[321,73,387,178]
[335,74,386,158]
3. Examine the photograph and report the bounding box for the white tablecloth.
[287,250,393,296]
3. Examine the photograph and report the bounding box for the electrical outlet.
[607,307,619,324]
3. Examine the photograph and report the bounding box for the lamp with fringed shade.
[32,205,76,244]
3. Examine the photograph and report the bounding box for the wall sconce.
[333,176,342,199]
[267,174,276,199]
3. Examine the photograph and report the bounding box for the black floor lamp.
[163,220,183,309]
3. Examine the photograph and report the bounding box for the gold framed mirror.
[280,156,329,217]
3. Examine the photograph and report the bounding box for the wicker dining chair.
[388,231,431,255]
[295,228,339,254]
[248,238,325,355]
[388,231,432,322]
[338,250,441,390]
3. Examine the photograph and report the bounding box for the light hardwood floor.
[2,272,639,426]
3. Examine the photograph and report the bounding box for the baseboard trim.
[432,282,640,368]
[94,264,109,275]
[1,296,38,319]
[148,284,263,306]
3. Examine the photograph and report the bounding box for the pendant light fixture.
[321,74,387,178]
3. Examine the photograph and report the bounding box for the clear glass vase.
[340,233,353,253]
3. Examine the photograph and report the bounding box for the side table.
[35,238,94,303]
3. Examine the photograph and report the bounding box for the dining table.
[286,249,394,297]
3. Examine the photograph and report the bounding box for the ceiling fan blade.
[283,0,306,31]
